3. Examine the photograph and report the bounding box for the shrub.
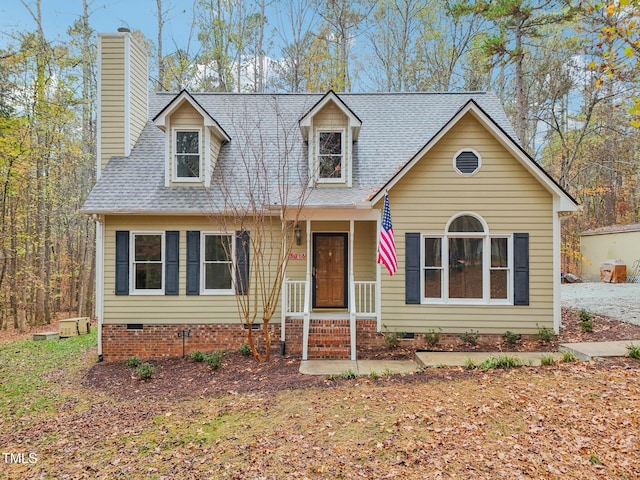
[135,362,155,380]
[536,324,555,343]
[384,332,401,349]
[578,308,594,322]
[627,344,640,359]
[125,356,141,368]
[561,351,577,363]
[238,343,252,356]
[464,358,476,370]
[340,369,357,379]
[459,330,479,346]
[577,320,593,333]
[424,329,442,348]
[205,350,226,370]
[189,350,206,362]
[501,331,522,346]
[479,355,523,370]
[540,354,556,366]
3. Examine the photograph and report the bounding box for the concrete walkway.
[299,340,640,375]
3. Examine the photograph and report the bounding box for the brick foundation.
[101,323,281,361]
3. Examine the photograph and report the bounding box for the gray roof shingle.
[82,91,515,214]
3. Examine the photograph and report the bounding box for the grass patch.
[627,344,640,359]
[540,354,556,366]
[0,330,97,422]
[561,351,577,363]
[479,355,523,370]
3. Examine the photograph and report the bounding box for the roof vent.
[117,27,131,33]
[454,150,480,175]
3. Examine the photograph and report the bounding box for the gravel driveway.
[561,282,640,326]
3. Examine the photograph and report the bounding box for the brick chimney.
[97,28,148,174]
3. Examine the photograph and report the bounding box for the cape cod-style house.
[82,30,578,361]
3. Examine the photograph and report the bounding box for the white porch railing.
[354,281,376,315]
[284,280,306,315]
[284,279,377,316]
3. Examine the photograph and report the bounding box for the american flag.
[378,194,398,276]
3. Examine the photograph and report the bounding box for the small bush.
[479,355,523,370]
[340,369,358,379]
[424,329,442,348]
[501,331,522,346]
[627,344,640,359]
[125,356,141,368]
[540,354,556,366]
[459,330,479,346]
[369,370,379,380]
[561,351,577,363]
[577,320,593,333]
[578,308,594,322]
[205,350,226,370]
[536,324,555,343]
[464,358,476,370]
[238,343,252,356]
[189,350,206,362]
[135,362,156,380]
[384,332,401,349]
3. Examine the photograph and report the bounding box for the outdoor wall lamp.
[294,224,302,245]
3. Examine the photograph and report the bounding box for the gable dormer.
[153,90,230,187]
[299,91,361,187]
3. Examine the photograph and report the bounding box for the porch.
[279,214,382,360]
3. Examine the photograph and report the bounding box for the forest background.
[0,0,638,329]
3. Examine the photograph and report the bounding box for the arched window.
[421,214,511,303]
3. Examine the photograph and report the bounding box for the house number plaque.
[289,252,306,260]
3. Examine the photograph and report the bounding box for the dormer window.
[318,130,344,182]
[174,129,201,181]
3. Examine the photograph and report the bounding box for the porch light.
[294,224,302,245]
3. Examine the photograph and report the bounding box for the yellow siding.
[377,112,555,334]
[129,38,148,151]
[99,33,147,171]
[103,215,282,325]
[99,35,125,170]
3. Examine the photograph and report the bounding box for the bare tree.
[209,97,312,362]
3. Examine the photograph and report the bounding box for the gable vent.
[455,150,480,175]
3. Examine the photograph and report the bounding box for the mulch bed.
[80,307,640,400]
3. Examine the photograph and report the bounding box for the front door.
[313,233,348,308]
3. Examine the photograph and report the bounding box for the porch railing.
[285,280,306,315]
[354,281,376,315]
[284,279,377,316]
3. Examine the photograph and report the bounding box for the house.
[580,223,640,281]
[82,30,578,361]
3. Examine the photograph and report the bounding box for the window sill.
[200,290,235,296]
[421,299,513,306]
[130,290,165,296]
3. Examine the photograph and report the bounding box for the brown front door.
[313,233,348,308]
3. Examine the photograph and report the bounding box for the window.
[454,149,481,175]
[317,130,344,181]
[174,129,201,180]
[132,233,164,293]
[202,233,234,293]
[421,214,511,303]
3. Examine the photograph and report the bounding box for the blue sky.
[0,0,193,49]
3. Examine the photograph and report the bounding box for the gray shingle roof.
[82,91,515,214]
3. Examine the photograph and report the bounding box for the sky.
[0,0,194,50]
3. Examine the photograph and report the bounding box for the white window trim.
[453,148,482,176]
[421,214,512,305]
[200,232,235,295]
[172,127,203,182]
[316,128,345,183]
[130,231,165,295]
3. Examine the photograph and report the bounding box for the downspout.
[93,214,104,361]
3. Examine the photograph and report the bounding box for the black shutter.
[236,230,250,295]
[513,233,529,306]
[186,231,200,295]
[115,231,130,295]
[405,233,421,304]
[165,231,179,295]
